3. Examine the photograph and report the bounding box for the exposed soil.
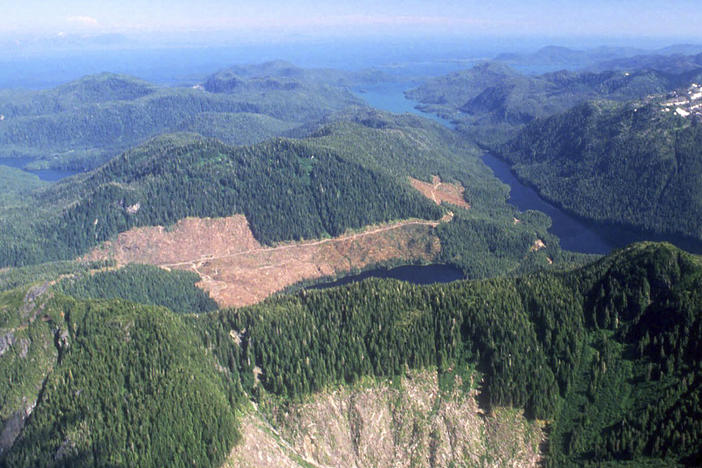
[84,215,443,308]
[409,175,471,210]
[83,216,261,266]
[224,411,318,468]
[530,239,546,252]
[226,370,544,468]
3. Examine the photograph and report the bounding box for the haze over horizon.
[4,0,702,43]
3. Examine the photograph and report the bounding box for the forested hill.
[202,241,702,466]
[0,107,594,279]
[496,99,702,242]
[202,59,390,91]
[588,51,702,73]
[406,58,702,144]
[494,45,702,71]
[0,66,363,170]
[1,242,700,466]
[0,129,443,267]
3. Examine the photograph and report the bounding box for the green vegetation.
[435,206,594,277]
[57,264,218,314]
[0,166,47,207]
[1,242,700,466]
[2,59,701,467]
[497,100,702,242]
[0,131,442,267]
[0,260,112,293]
[0,66,363,171]
[198,242,702,466]
[0,111,586,283]
[406,61,702,144]
[0,291,239,467]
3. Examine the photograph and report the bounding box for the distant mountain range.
[1,51,701,468]
[407,53,702,144]
[494,43,702,70]
[0,63,367,171]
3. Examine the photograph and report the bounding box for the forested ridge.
[496,99,702,242]
[1,242,700,466]
[0,66,363,170]
[0,131,442,267]
[0,112,588,280]
[2,54,701,468]
[199,241,702,466]
[0,289,239,468]
[406,58,702,144]
[56,264,218,314]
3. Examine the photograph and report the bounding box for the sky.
[4,0,702,42]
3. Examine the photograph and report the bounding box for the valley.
[1,36,702,468]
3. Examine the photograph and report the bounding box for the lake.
[482,153,702,255]
[353,82,454,127]
[0,158,79,182]
[355,83,702,256]
[309,264,464,290]
[481,154,613,254]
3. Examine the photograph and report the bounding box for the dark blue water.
[310,264,463,290]
[0,158,79,182]
[482,153,702,255]
[357,84,702,256]
[481,154,613,254]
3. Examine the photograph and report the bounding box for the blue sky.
[4,0,702,40]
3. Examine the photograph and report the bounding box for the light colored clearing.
[513,217,521,224]
[227,369,544,468]
[83,215,261,266]
[530,239,546,252]
[224,412,320,468]
[84,215,444,308]
[409,175,471,210]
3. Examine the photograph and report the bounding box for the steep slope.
[0,112,584,287]
[0,131,443,267]
[0,287,239,467]
[497,98,702,242]
[1,242,700,466]
[200,242,702,466]
[227,370,544,468]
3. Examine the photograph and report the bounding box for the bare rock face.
[0,331,14,357]
[0,401,36,457]
[19,283,50,322]
[226,370,544,468]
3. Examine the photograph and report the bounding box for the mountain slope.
[0,288,239,467]
[0,110,586,287]
[497,99,702,242]
[407,60,702,144]
[1,242,700,466]
[205,242,702,466]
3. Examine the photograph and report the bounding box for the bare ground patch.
[226,370,544,468]
[409,175,471,210]
[83,215,261,266]
[84,216,442,308]
[224,411,319,468]
[530,239,546,252]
